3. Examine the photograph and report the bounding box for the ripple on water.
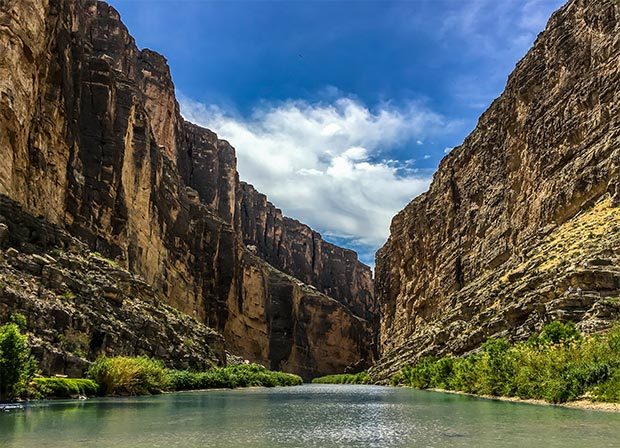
[1,384,619,448]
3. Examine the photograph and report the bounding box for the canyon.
[1,0,619,387]
[0,0,375,380]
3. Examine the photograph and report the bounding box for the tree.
[0,323,36,401]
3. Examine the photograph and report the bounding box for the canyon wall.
[373,0,619,380]
[239,182,376,322]
[0,0,375,378]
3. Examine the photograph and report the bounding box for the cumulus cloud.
[180,95,453,264]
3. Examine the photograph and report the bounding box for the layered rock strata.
[0,0,375,377]
[226,251,374,379]
[373,0,619,380]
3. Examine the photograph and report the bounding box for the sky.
[107,0,565,267]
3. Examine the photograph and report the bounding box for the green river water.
[0,384,618,447]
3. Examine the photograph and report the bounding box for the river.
[1,384,618,447]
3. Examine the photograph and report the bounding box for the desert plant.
[168,363,302,391]
[312,371,370,385]
[390,321,620,404]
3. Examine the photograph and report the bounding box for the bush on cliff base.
[311,371,370,384]
[87,356,302,395]
[30,378,99,399]
[0,322,37,401]
[168,363,303,390]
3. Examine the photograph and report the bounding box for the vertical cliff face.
[373,0,619,379]
[0,0,376,377]
[239,181,376,322]
[225,251,375,379]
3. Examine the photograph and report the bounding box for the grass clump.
[87,357,302,395]
[30,378,99,399]
[391,321,620,404]
[168,363,302,390]
[87,356,170,396]
[312,371,370,384]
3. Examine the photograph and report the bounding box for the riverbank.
[0,317,302,402]
[311,372,370,384]
[311,375,620,412]
[427,388,620,413]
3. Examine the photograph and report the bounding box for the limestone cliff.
[226,251,374,379]
[373,0,619,380]
[239,181,376,322]
[0,0,375,378]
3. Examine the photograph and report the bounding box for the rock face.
[0,0,375,378]
[0,196,226,377]
[373,0,619,380]
[226,251,375,379]
[239,182,376,322]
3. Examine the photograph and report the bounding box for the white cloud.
[444,147,453,154]
[180,95,454,262]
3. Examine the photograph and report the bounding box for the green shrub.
[312,371,370,385]
[390,321,620,404]
[475,338,515,396]
[537,321,581,345]
[400,358,436,388]
[9,313,27,331]
[87,356,170,396]
[429,356,455,389]
[86,358,301,396]
[594,369,620,402]
[0,323,37,400]
[168,363,302,390]
[31,378,99,399]
[449,354,480,392]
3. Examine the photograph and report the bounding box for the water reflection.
[0,385,619,447]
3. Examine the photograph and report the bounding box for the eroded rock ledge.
[0,195,226,376]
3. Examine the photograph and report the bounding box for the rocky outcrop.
[0,196,226,377]
[0,0,375,377]
[373,0,619,380]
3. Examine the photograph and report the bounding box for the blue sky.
[108,0,565,267]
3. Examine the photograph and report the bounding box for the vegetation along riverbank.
[312,371,371,385]
[0,315,301,402]
[390,322,620,405]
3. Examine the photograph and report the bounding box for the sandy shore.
[427,388,620,412]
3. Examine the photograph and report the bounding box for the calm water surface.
[1,384,619,447]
